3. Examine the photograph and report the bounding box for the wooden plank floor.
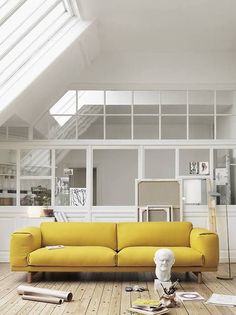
[0,263,236,315]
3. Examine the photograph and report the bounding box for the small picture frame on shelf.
[63,168,73,176]
[199,162,209,175]
[189,162,199,175]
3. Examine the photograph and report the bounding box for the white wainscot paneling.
[0,207,54,262]
[92,213,137,222]
[91,206,137,222]
[67,213,89,222]
[216,206,236,263]
[0,217,15,262]
[184,205,236,263]
[183,205,209,228]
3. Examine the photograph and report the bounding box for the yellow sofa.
[10,221,219,283]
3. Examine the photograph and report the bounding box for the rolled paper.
[22,294,63,304]
[17,285,73,301]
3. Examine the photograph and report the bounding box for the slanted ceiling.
[0,20,100,127]
[1,0,236,127]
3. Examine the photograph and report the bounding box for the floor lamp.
[216,183,233,280]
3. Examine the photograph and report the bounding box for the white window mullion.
[51,149,55,206]
[159,91,162,139]
[186,89,189,140]
[104,91,106,140]
[87,146,93,221]
[131,91,134,140]
[16,149,21,206]
[214,90,217,139]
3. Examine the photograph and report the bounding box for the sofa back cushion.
[117,222,193,250]
[40,222,117,250]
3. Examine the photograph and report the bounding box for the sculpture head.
[154,249,175,282]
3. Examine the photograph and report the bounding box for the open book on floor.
[132,298,162,311]
[127,307,169,315]
[128,299,168,314]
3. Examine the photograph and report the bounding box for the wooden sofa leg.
[193,272,203,284]
[27,272,35,283]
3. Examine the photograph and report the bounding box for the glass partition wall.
[0,89,233,141]
[0,146,236,209]
[0,89,236,209]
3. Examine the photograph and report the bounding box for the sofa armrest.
[10,227,41,267]
[190,228,219,268]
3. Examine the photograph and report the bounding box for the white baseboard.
[0,251,10,262]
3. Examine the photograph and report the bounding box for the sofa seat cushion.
[28,246,116,267]
[117,247,203,267]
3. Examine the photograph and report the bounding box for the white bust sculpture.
[154,248,175,282]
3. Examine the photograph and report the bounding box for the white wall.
[76,51,236,88]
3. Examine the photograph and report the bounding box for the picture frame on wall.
[189,161,199,175]
[199,162,209,175]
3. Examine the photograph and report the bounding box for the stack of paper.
[206,293,236,307]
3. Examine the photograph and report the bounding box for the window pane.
[189,116,214,139]
[0,149,16,206]
[161,116,187,139]
[216,90,235,114]
[50,91,76,115]
[106,116,131,139]
[78,90,104,105]
[179,149,210,176]
[78,105,103,115]
[189,90,214,104]
[161,91,186,105]
[20,179,51,206]
[78,116,104,139]
[162,105,186,114]
[93,149,138,205]
[145,149,175,178]
[133,105,159,114]
[0,127,7,140]
[55,149,86,206]
[49,115,76,139]
[216,116,236,139]
[133,116,159,139]
[8,126,29,140]
[189,90,214,114]
[20,149,51,176]
[106,91,132,105]
[106,105,131,114]
[134,91,159,104]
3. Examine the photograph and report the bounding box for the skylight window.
[0,0,78,97]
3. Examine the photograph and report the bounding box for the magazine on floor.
[132,298,163,311]
[127,306,169,315]
[175,292,204,301]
